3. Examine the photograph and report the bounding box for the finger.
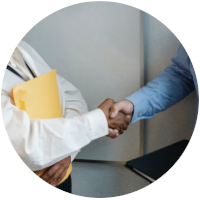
[119,126,124,134]
[126,115,132,123]
[100,98,114,108]
[110,128,120,139]
[40,165,59,183]
[104,98,115,109]
[108,133,119,139]
[47,167,63,185]
[110,101,126,118]
[108,118,121,130]
[107,132,119,138]
[108,128,119,135]
[60,156,71,169]
[107,128,119,138]
[121,116,130,130]
[109,125,121,133]
[113,129,119,134]
[122,122,128,130]
[109,104,120,118]
[124,115,131,125]
[34,170,43,175]
[110,100,133,118]
[110,134,119,139]
[108,128,114,135]
[53,168,67,186]
[105,98,115,104]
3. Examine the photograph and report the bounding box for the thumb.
[110,102,122,118]
[110,100,133,118]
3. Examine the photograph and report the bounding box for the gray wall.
[23,2,142,161]
[22,2,197,197]
[143,13,197,154]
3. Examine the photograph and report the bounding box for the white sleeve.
[57,74,89,161]
[2,94,108,171]
[57,74,88,117]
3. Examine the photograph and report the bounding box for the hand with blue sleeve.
[109,45,195,133]
[98,98,131,138]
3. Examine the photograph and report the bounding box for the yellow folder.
[12,69,72,185]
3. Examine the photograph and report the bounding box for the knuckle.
[105,98,110,102]
[47,171,53,177]
[54,175,59,179]
[54,165,60,170]
[106,98,114,103]
[123,124,128,130]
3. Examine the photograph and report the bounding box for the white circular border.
[0,1,199,199]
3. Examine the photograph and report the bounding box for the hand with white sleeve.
[108,100,134,138]
[98,99,131,139]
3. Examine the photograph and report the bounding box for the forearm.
[57,74,89,161]
[125,65,195,123]
[2,95,107,171]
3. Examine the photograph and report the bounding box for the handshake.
[35,98,134,185]
[98,98,134,139]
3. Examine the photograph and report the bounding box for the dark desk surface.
[71,162,150,198]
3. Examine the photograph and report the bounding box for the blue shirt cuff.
[125,90,155,124]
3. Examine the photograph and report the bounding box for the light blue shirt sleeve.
[125,45,195,124]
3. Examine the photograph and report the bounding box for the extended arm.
[56,74,89,161]
[110,45,195,123]
[2,94,108,171]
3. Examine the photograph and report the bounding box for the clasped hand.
[98,98,133,139]
[34,99,133,186]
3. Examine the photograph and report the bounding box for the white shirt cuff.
[84,108,108,140]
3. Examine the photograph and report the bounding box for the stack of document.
[12,69,72,185]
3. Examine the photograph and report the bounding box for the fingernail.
[53,185,56,187]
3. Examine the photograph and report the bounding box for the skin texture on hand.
[110,100,134,118]
[108,112,130,134]
[34,156,71,186]
[108,100,134,138]
[98,98,115,120]
[98,98,131,139]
